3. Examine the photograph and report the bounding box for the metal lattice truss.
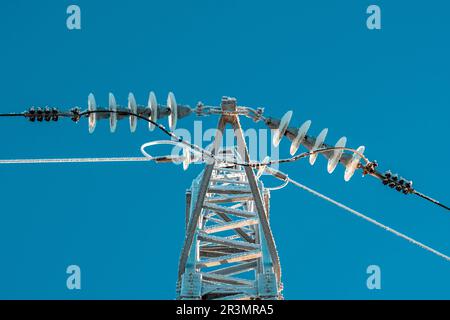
[177,98,282,300]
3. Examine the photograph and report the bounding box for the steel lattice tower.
[176,97,282,300]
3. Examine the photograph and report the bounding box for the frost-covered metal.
[176,98,282,300]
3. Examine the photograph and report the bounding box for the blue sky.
[0,0,449,299]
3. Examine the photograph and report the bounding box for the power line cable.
[0,157,150,164]
[282,174,450,262]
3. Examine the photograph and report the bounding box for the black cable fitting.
[28,107,36,122]
[44,107,51,121]
[385,170,392,178]
[26,107,59,122]
[196,102,204,116]
[36,107,43,122]
[363,160,378,175]
[382,170,414,195]
[51,108,59,121]
[70,108,81,122]
[256,108,264,121]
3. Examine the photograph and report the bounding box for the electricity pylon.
[1,91,449,299]
[176,97,282,300]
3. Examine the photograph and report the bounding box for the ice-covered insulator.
[290,120,311,156]
[88,93,97,133]
[128,93,138,133]
[147,91,158,131]
[273,111,293,147]
[327,136,347,174]
[167,92,178,130]
[344,146,365,181]
[109,93,117,133]
[309,128,328,165]
[182,147,191,171]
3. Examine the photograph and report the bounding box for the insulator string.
[0,102,448,211]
